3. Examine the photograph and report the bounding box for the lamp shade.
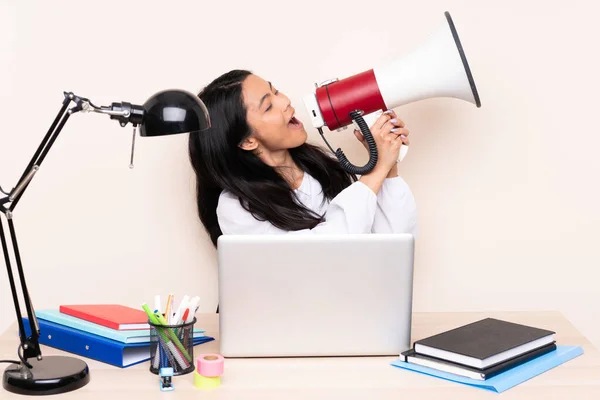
[140,89,210,137]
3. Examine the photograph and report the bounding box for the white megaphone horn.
[302,11,481,175]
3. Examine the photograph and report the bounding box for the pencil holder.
[149,317,196,376]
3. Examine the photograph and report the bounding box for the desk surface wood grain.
[2,311,599,399]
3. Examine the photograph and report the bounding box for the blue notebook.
[23,317,214,368]
[34,309,206,344]
[391,345,583,393]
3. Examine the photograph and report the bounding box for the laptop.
[217,233,415,358]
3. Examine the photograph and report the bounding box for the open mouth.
[288,115,303,130]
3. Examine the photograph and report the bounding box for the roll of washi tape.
[193,373,220,389]
[197,354,224,377]
[193,354,224,389]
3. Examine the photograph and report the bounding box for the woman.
[188,69,418,247]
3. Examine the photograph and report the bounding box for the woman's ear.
[238,136,259,151]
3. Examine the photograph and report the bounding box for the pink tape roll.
[196,354,224,377]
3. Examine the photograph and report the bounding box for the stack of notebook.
[22,304,214,368]
[394,318,584,392]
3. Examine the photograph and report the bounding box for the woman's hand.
[353,110,409,174]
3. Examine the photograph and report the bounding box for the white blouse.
[216,173,418,237]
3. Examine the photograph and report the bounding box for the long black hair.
[188,69,356,247]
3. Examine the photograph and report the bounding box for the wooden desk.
[2,311,599,399]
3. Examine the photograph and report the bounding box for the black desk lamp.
[0,89,210,395]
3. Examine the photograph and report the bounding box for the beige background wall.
[1,0,599,348]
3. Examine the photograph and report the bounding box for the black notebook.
[413,318,555,369]
[402,342,557,380]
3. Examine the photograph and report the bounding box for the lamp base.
[3,355,90,396]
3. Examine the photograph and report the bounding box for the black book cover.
[414,318,555,361]
[402,342,557,380]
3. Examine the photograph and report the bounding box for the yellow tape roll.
[194,371,221,389]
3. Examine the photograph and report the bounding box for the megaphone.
[302,11,481,175]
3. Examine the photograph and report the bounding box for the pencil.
[165,294,173,323]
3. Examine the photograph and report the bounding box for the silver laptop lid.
[217,233,415,357]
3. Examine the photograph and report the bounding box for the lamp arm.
[0,93,77,362]
[0,91,142,364]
